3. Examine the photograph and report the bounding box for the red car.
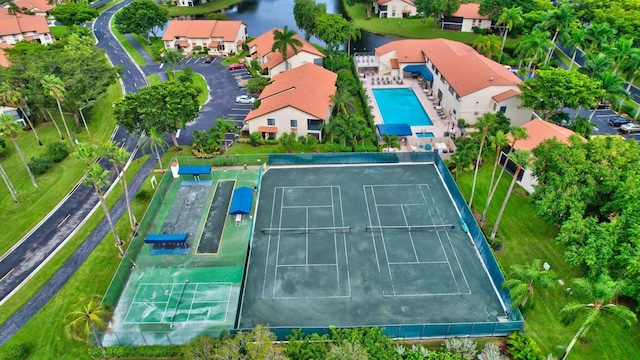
[228,63,244,70]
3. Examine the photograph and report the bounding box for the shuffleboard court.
[239,164,505,328]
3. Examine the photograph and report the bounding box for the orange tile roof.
[13,0,55,13]
[492,89,520,102]
[246,63,337,121]
[0,43,11,67]
[376,38,521,97]
[258,126,278,133]
[510,119,578,151]
[162,20,245,41]
[451,3,489,20]
[0,10,50,37]
[248,28,324,69]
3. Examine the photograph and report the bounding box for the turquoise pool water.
[372,88,433,126]
[416,132,434,138]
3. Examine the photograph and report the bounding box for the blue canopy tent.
[229,187,253,215]
[402,65,434,82]
[376,124,413,137]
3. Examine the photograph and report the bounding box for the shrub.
[264,139,279,145]
[354,144,377,152]
[444,338,478,360]
[0,138,5,157]
[135,189,151,202]
[87,344,184,358]
[0,342,29,360]
[193,45,202,51]
[249,131,263,146]
[247,76,269,94]
[479,28,488,35]
[28,156,53,176]
[472,26,480,33]
[506,332,543,360]
[46,141,70,162]
[482,343,506,360]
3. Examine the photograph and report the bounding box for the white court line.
[331,187,339,287]
[363,185,381,273]
[371,186,396,295]
[400,204,420,262]
[389,261,449,265]
[261,187,279,299]
[376,203,424,207]
[305,206,309,265]
[338,185,352,295]
[273,188,285,299]
[283,205,333,208]
[276,263,338,267]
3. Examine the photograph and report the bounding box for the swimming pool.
[416,132,434,138]
[372,88,433,126]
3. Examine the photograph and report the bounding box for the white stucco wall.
[374,0,417,18]
[247,107,325,138]
[269,51,324,77]
[460,18,492,32]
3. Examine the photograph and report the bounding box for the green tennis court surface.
[239,164,505,328]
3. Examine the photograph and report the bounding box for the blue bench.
[144,233,188,244]
[178,166,211,180]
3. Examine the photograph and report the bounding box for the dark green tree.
[495,7,523,62]
[478,0,536,21]
[114,0,169,44]
[50,3,99,26]
[419,0,461,30]
[293,0,327,41]
[346,0,373,18]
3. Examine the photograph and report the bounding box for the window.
[448,86,454,95]
[290,120,298,128]
[499,106,507,114]
[267,118,275,126]
[307,119,323,130]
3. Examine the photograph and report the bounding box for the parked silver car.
[619,123,640,133]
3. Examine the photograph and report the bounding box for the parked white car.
[619,123,640,133]
[235,95,256,104]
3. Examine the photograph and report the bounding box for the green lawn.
[344,4,518,48]
[456,155,640,359]
[163,0,239,16]
[95,0,122,14]
[0,82,121,255]
[0,156,155,359]
[130,34,164,62]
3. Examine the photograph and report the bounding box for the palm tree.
[588,72,630,122]
[42,107,64,141]
[542,6,575,65]
[620,48,640,93]
[565,27,587,71]
[560,276,637,360]
[0,114,38,187]
[585,22,616,52]
[272,26,303,71]
[73,142,97,167]
[515,29,553,71]
[490,149,530,240]
[330,89,353,115]
[162,48,182,79]
[450,138,477,181]
[82,163,125,257]
[0,161,19,203]
[101,141,137,230]
[42,74,75,149]
[468,113,495,209]
[379,133,400,152]
[345,20,361,57]
[472,35,501,60]
[501,259,555,311]
[480,130,509,225]
[141,128,169,170]
[606,37,634,75]
[0,82,42,145]
[64,295,112,358]
[579,52,614,78]
[496,7,523,62]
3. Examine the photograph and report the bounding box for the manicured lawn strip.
[163,0,239,16]
[456,154,640,359]
[130,34,164,62]
[0,83,121,255]
[109,20,146,66]
[49,26,70,39]
[0,157,154,359]
[96,0,122,14]
[147,73,162,85]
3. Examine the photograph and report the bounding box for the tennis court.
[239,163,505,328]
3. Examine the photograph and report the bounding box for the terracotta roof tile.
[451,4,489,20]
[511,119,579,151]
[162,20,245,41]
[0,10,50,37]
[13,0,55,13]
[0,43,11,67]
[246,63,337,121]
[376,39,521,97]
[248,28,324,69]
[492,89,520,102]
[258,126,278,133]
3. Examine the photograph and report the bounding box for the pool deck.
[361,75,458,155]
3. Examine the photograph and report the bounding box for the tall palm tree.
[42,74,75,149]
[141,128,169,170]
[162,48,182,79]
[468,113,495,209]
[330,89,353,115]
[484,127,529,227]
[101,141,137,230]
[585,22,616,52]
[380,133,400,152]
[542,6,575,65]
[64,295,112,358]
[490,149,531,240]
[588,71,630,122]
[579,52,614,78]
[73,142,97,167]
[560,276,637,360]
[472,35,501,60]
[42,108,64,141]
[0,161,19,203]
[606,37,634,75]
[515,29,553,71]
[620,48,640,93]
[496,7,523,62]
[501,259,555,311]
[566,27,587,71]
[480,130,509,225]
[272,26,303,71]
[82,163,125,257]
[0,114,38,187]
[345,20,361,57]
[0,82,42,146]
[450,138,477,181]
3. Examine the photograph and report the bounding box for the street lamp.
[79,104,92,140]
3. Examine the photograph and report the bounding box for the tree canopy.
[415,0,461,29]
[293,0,326,41]
[532,135,640,303]
[479,0,537,21]
[113,0,168,44]
[50,3,99,26]
[314,13,357,52]
[114,80,201,147]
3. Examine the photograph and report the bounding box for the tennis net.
[261,226,352,235]
[365,224,455,232]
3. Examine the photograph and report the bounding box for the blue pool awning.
[229,187,253,215]
[377,124,413,136]
[402,65,433,82]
